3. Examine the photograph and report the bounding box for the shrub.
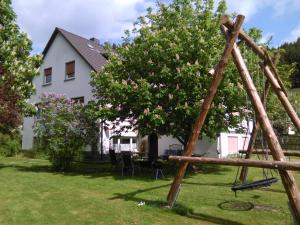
[0,133,20,156]
[34,93,86,171]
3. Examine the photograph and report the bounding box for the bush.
[0,133,20,156]
[34,93,87,171]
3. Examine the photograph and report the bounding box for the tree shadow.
[0,163,12,170]
[259,188,286,194]
[190,164,233,175]
[109,184,245,225]
[0,161,174,182]
[0,158,234,184]
[182,181,233,187]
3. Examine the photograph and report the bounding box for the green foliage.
[266,59,296,134]
[79,101,100,151]
[0,133,20,156]
[91,0,249,145]
[33,93,86,171]
[0,0,42,132]
[280,38,300,88]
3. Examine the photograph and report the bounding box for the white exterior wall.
[158,135,219,158]
[218,132,251,158]
[22,33,95,150]
[158,133,252,158]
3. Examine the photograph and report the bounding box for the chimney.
[90,37,100,45]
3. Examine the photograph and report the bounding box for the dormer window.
[44,67,52,85]
[65,61,75,80]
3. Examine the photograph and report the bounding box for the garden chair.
[121,151,140,176]
[151,160,164,180]
[109,149,119,170]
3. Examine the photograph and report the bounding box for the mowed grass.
[0,156,298,225]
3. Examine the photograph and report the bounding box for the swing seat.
[231,177,278,192]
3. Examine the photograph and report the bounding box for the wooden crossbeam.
[169,156,300,171]
[221,16,288,97]
[261,64,300,133]
[239,150,300,157]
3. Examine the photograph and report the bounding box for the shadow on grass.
[109,184,245,225]
[259,188,286,194]
[0,163,13,169]
[0,162,171,182]
[182,181,233,187]
[0,159,232,182]
[193,164,233,175]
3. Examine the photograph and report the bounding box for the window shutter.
[0,64,4,75]
[71,96,84,104]
[66,61,75,75]
[44,67,52,76]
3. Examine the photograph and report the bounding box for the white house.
[22,27,250,158]
[22,27,137,153]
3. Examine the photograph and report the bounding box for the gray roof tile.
[43,27,107,72]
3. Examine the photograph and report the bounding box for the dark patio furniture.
[152,160,164,180]
[121,151,140,176]
[109,149,119,170]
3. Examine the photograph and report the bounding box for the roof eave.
[42,27,98,72]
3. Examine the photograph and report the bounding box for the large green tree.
[92,0,295,148]
[91,0,248,147]
[0,0,41,133]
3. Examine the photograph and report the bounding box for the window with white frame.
[44,67,52,85]
[65,61,75,80]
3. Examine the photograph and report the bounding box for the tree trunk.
[148,133,158,161]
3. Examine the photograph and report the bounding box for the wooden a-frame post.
[231,27,300,182]
[222,24,300,221]
[166,15,300,222]
[238,81,270,182]
[239,51,278,183]
[166,15,245,207]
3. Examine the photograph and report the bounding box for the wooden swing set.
[166,15,300,223]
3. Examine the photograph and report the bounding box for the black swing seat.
[231,177,278,192]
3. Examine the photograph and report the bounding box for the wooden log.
[222,25,300,222]
[261,64,300,134]
[239,150,300,157]
[262,49,287,96]
[221,16,264,58]
[221,16,287,96]
[239,81,271,182]
[169,156,300,171]
[239,55,280,182]
[166,15,245,208]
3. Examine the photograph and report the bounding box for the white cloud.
[11,0,300,53]
[224,0,300,20]
[12,0,153,53]
[225,0,265,19]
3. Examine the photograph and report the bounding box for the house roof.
[42,27,107,72]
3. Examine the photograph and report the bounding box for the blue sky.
[12,0,300,54]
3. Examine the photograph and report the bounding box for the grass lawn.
[0,156,298,225]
